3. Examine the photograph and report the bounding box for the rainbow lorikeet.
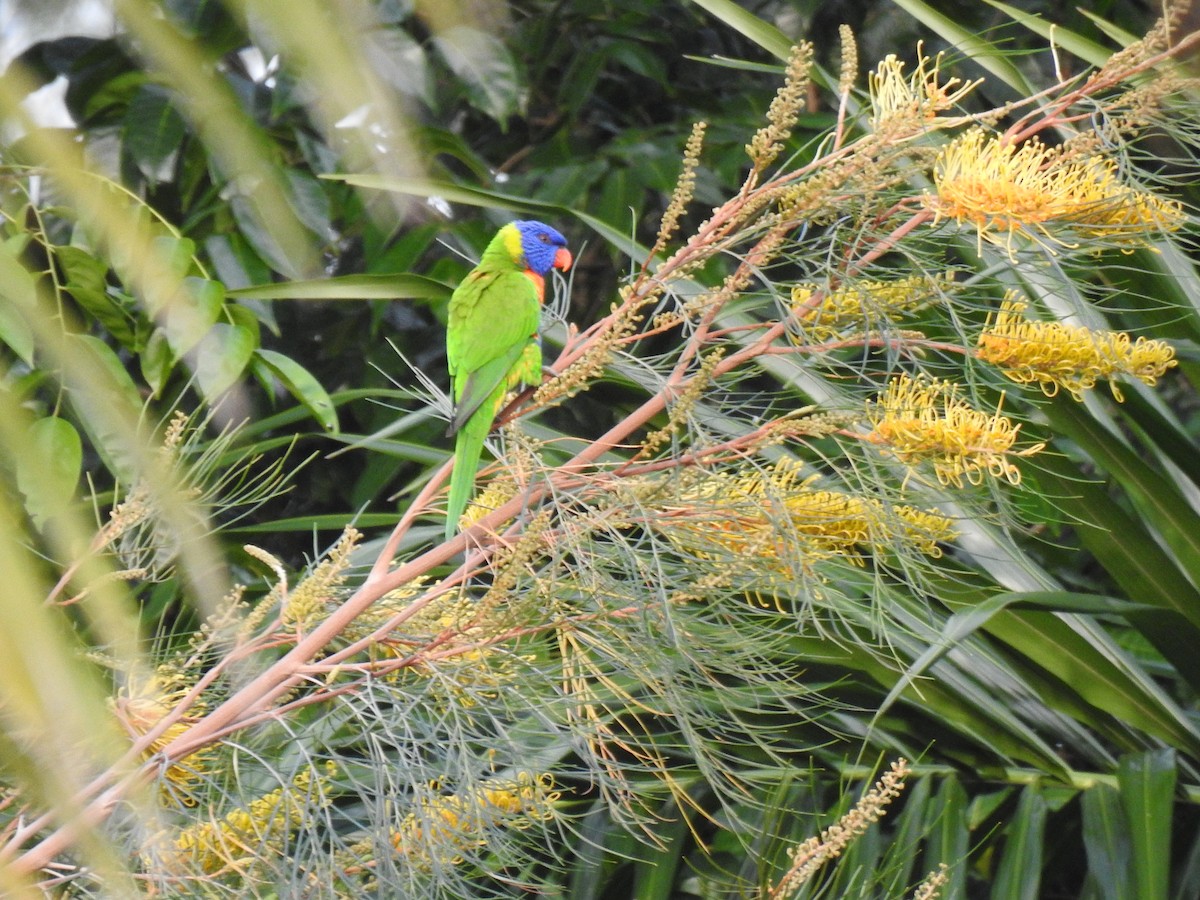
[444,220,572,540]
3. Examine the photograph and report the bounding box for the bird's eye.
[538,233,552,243]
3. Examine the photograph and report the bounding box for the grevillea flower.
[113,675,211,806]
[169,768,330,874]
[392,772,560,865]
[868,46,980,132]
[977,297,1177,401]
[865,374,1043,487]
[925,129,1184,254]
[791,273,951,341]
[660,460,955,575]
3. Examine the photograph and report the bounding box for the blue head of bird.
[509,220,573,275]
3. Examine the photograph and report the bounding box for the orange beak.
[553,247,573,272]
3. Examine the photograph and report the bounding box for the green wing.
[446,268,540,436]
[444,265,541,540]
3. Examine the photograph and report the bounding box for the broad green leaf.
[0,236,37,363]
[67,333,144,479]
[229,273,451,302]
[432,26,523,122]
[122,83,187,185]
[252,349,338,432]
[193,322,255,398]
[687,0,793,60]
[1120,749,1176,900]
[140,329,174,397]
[57,246,144,349]
[162,276,225,357]
[70,333,143,410]
[15,417,83,529]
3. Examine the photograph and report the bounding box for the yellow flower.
[169,767,330,875]
[659,460,956,579]
[977,297,1177,401]
[925,129,1184,254]
[865,374,1043,487]
[392,772,560,866]
[868,45,980,132]
[791,274,950,342]
[113,675,210,806]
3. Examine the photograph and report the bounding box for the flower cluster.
[391,772,560,866]
[167,767,331,875]
[113,674,211,806]
[659,460,956,585]
[865,374,1043,487]
[791,273,950,342]
[977,297,1177,401]
[926,128,1185,254]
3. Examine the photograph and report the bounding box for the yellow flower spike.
[790,273,950,342]
[925,129,1184,256]
[865,374,1043,487]
[657,459,956,589]
[977,296,1177,401]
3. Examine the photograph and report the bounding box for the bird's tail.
[444,418,486,542]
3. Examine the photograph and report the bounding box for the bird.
[444,220,572,541]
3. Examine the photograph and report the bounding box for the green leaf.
[0,236,38,364]
[432,26,523,122]
[122,82,187,185]
[982,1,1113,67]
[67,333,144,479]
[140,328,174,397]
[229,273,451,302]
[327,174,650,263]
[1120,749,1176,900]
[991,785,1046,900]
[193,322,255,398]
[928,775,969,898]
[57,245,143,350]
[252,349,338,432]
[887,0,1037,95]
[1046,396,1200,622]
[161,276,225,357]
[687,0,793,60]
[1082,784,1133,900]
[15,417,83,529]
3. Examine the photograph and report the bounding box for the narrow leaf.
[230,273,451,302]
[687,0,793,60]
[1120,748,1176,900]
